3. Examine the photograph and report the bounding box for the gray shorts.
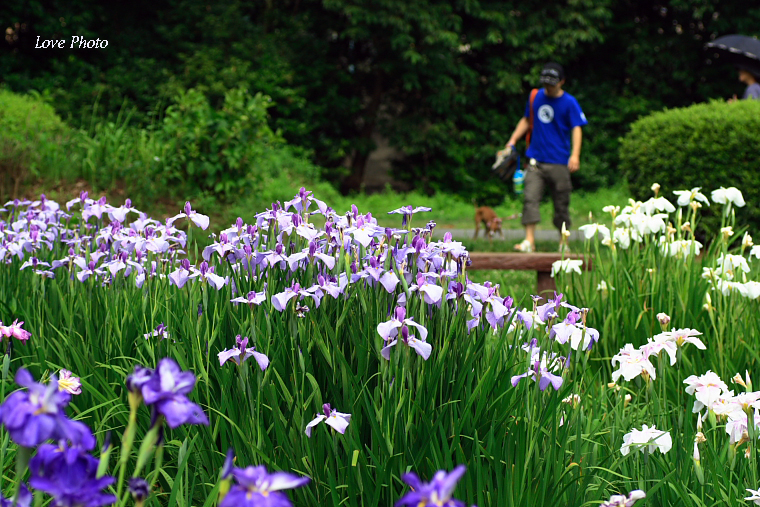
[521,161,572,230]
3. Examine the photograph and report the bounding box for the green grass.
[300,183,630,232]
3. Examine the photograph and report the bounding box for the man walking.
[500,62,587,253]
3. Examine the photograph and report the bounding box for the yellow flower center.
[58,378,78,394]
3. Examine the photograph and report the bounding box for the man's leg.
[518,163,544,251]
[547,163,573,232]
[525,223,536,246]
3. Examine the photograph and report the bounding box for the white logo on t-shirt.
[581,112,587,122]
[538,105,554,124]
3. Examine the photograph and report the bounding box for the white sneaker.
[514,240,534,253]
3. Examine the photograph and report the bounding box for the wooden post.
[536,271,556,296]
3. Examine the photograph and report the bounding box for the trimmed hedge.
[620,99,760,233]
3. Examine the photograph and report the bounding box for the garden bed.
[0,185,757,506]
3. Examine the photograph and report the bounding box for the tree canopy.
[2,0,759,202]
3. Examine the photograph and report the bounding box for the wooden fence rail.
[467,252,592,295]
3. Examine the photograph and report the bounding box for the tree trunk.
[340,73,384,194]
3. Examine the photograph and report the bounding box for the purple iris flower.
[396,465,466,507]
[448,281,465,299]
[167,202,210,230]
[351,220,383,248]
[287,241,335,271]
[465,281,497,302]
[0,483,31,507]
[446,282,483,319]
[550,291,564,310]
[29,442,116,507]
[305,403,351,437]
[0,319,32,343]
[74,258,99,283]
[283,187,314,214]
[0,369,95,449]
[194,261,226,290]
[387,205,432,227]
[354,257,399,293]
[412,235,426,255]
[220,465,310,507]
[138,358,209,429]
[536,302,558,323]
[81,199,109,222]
[514,309,535,331]
[564,310,581,326]
[221,448,235,479]
[272,282,311,312]
[551,322,576,345]
[293,224,323,242]
[230,289,267,308]
[378,307,429,347]
[106,200,135,223]
[128,478,150,502]
[202,234,236,261]
[485,295,514,330]
[521,338,540,358]
[307,275,342,303]
[511,354,564,392]
[263,243,288,269]
[169,259,193,289]
[126,365,154,394]
[392,243,416,266]
[561,301,583,313]
[19,257,51,271]
[364,256,385,282]
[143,323,169,341]
[381,324,433,360]
[411,273,444,305]
[434,232,467,259]
[378,270,400,293]
[218,335,270,371]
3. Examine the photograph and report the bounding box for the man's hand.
[568,155,580,173]
[497,144,514,158]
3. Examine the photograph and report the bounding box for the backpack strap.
[526,88,539,149]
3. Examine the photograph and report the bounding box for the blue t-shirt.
[524,89,588,165]
[742,83,760,100]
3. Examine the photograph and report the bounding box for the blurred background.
[1,0,759,221]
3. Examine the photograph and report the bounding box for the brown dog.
[474,206,503,240]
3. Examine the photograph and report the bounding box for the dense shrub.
[0,87,323,213]
[0,89,69,197]
[159,87,289,201]
[620,99,760,234]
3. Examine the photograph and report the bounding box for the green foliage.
[0,89,70,197]
[4,1,760,199]
[619,99,760,234]
[159,88,284,201]
[0,87,323,212]
[73,105,167,206]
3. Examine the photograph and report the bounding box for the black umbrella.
[705,34,760,76]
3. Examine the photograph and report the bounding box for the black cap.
[540,62,565,86]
